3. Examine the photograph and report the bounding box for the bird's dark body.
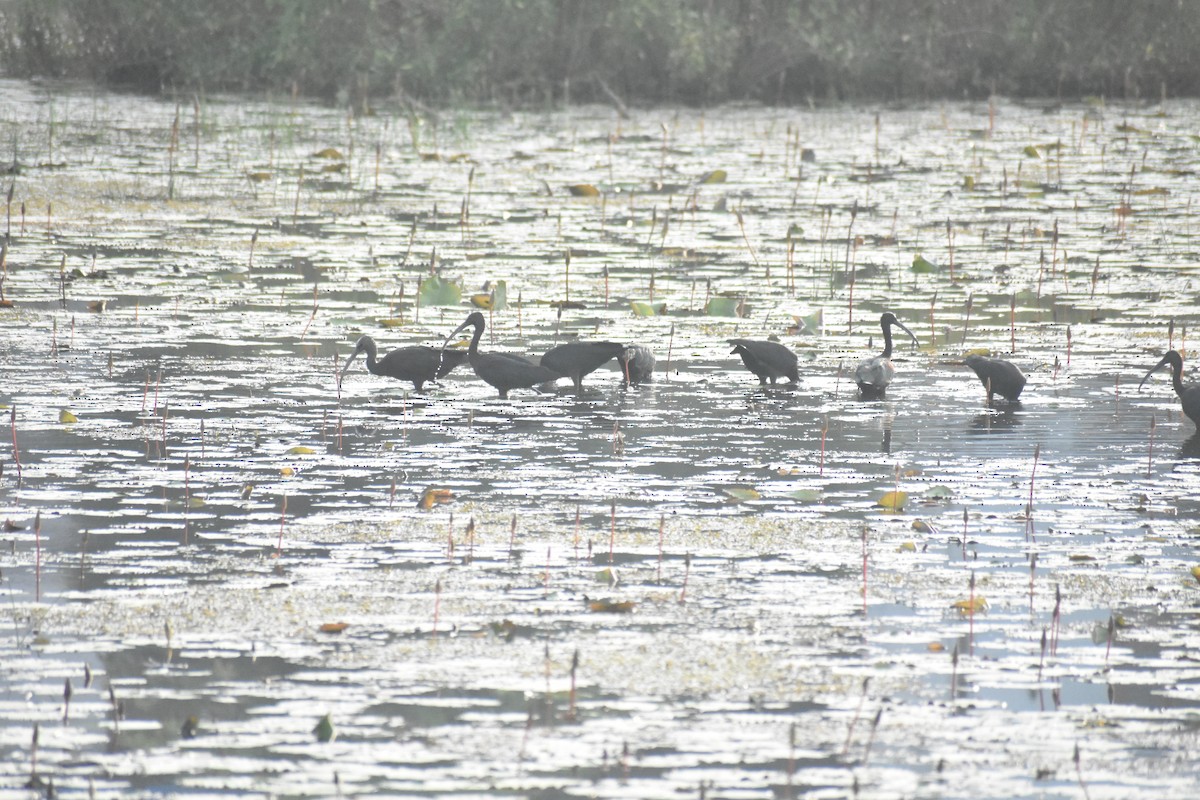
[964,355,1027,403]
[729,339,799,385]
[540,341,625,391]
[1140,350,1200,427]
[445,312,559,398]
[619,344,656,385]
[341,336,468,391]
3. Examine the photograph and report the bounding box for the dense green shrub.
[2,0,1199,105]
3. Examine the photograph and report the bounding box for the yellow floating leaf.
[320,162,346,173]
[953,596,989,614]
[567,184,600,197]
[1023,145,1041,158]
[1132,187,1168,196]
[280,467,295,477]
[928,642,945,652]
[631,301,667,317]
[418,487,453,510]
[961,175,975,190]
[59,409,78,424]
[287,446,317,455]
[897,541,917,552]
[877,491,908,511]
[589,599,636,614]
[964,347,991,357]
[911,520,937,533]
[722,487,760,502]
[319,622,350,634]
[594,567,618,586]
[187,496,206,509]
[699,169,727,184]
[470,293,494,310]
[377,318,406,328]
[311,147,343,159]
[1191,566,1200,583]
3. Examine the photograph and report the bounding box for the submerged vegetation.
[3,0,1200,105]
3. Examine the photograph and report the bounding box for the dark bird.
[1138,350,1200,427]
[964,354,1027,404]
[855,312,917,399]
[443,311,559,398]
[540,341,625,392]
[340,335,469,392]
[729,339,799,385]
[619,344,656,385]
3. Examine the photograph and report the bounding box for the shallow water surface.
[1,81,1200,798]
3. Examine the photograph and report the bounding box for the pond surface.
[1,79,1200,798]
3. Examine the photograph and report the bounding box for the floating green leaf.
[631,301,666,317]
[1022,145,1041,158]
[788,489,822,502]
[924,485,954,499]
[790,309,823,335]
[419,275,462,307]
[491,279,508,311]
[286,446,317,455]
[313,713,336,742]
[700,169,727,184]
[722,487,761,502]
[911,254,939,274]
[705,296,745,317]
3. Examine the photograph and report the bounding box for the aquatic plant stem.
[10,405,21,485]
[276,495,286,557]
[34,510,41,602]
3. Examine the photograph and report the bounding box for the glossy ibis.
[855,312,917,399]
[964,354,1027,404]
[340,335,469,392]
[540,341,625,392]
[729,339,799,385]
[1138,350,1200,427]
[443,312,559,398]
[619,344,656,385]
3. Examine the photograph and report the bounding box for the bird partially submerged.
[964,354,1027,405]
[340,335,468,392]
[443,311,559,398]
[619,344,656,386]
[540,340,625,392]
[1138,350,1200,427]
[729,339,799,385]
[855,312,917,399]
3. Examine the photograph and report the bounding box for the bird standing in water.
[540,340,625,392]
[855,312,918,399]
[442,312,559,398]
[964,354,1027,405]
[340,335,469,392]
[1138,350,1200,427]
[728,339,799,385]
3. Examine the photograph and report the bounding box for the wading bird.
[540,340,625,392]
[1138,350,1200,427]
[964,354,1027,404]
[443,312,559,398]
[340,335,469,392]
[729,339,799,385]
[619,344,656,385]
[855,312,918,399]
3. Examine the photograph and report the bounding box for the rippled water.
[2,80,1200,798]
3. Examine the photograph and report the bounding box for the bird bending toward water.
[1138,350,1200,427]
[964,355,1027,405]
[619,344,656,386]
[855,312,917,399]
[728,339,799,385]
[443,311,559,398]
[340,335,469,392]
[540,341,625,392]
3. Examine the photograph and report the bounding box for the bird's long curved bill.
[438,321,472,373]
[1137,354,1173,391]
[339,351,359,376]
[894,319,918,348]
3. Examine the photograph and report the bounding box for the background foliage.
[2,0,1198,105]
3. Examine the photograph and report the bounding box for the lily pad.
[631,301,666,317]
[704,296,746,317]
[877,490,908,511]
[419,276,462,307]
[911,254,939,274]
